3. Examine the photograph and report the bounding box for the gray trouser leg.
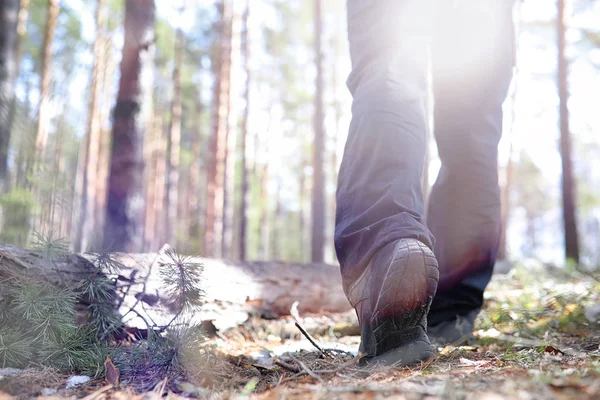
[427,1,515,324]
[335,0,434,291]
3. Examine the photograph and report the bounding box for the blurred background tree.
[0,0,598,268]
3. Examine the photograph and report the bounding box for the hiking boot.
[427,308,480,347]
[345,238,440,367]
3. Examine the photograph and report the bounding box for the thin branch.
[289,355,326,385]
[274,359,301,373]
[295,322,326,356]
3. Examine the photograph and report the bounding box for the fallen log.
[0,244,352,332]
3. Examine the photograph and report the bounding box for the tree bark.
[557,0,580,263]
[311,0,326,263]
[222,0,241,259]
[188,93,203,252]
[94,39,114,250]
[143,115,164,252]
[77,0,106,252]
[165,21,183,247]
[32,0,60,175]
[103,0,155,252]
[0,1,18,190]
[5,0,30,184]
[205,0,232,258]
[238,1,251,261]
[0,0,19,190]
[259,163,270,259]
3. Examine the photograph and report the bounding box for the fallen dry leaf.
[104,357,120,386]
[544,346,565,355]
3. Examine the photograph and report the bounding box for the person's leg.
[335,0,439,366]
[427,1,515,336]
[336,0,433,289]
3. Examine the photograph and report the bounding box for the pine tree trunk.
[299,153,308,261]
[50,116,65,231]
[94,41,114,249]
[238,1,251,261]
[557,0,579,263]
[77,0,106,252]
[32,0,60,175]
[205,0,232,258]
[222,0,241,259]
[259,163,270,259]
[188,94,203,252]
[14,77,31,188]
[272,179,283,260]
[5,0,30,184]
[311,0,325,263]
[0,0,19,190]
[143,116,161,251]
[165,23,183,247]
[103,0,155,252]
[14,0,29,75]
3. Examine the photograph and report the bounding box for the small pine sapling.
[160,249,204,329]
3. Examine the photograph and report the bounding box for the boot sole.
[360,325,435,367]
[352,239,439,368]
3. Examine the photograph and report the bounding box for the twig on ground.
[419,356,435,371]
[290,301,327,357]
[279,353,363,385]
[275,359,301,373]
[295,322,328,356]
[290,355,327,385]
[308,354,363,375]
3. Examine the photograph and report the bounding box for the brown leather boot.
[345,238,439,367]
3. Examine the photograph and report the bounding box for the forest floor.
[1,260,600,399]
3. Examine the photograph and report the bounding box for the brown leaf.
[544,346,565,355]
[104,357,120,386]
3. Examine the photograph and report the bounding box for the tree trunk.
[77,0,106,252]
[259,163,270,259]
[311,0,325,263]
[205,0,232,258]
[0,0,19,191]
[557,0,580,263]
[32,0,60,175]
[5,0,30,187]
[188,93,203,252]
[148,115,166,252]
[103,0,155,252]
[222,0,241,259]
[238,1,251,261]
[165,22,183,247]
[0,243,351,333]
[94,39,115,250]
[14,76,31,188]
[272,178,282,260]
[299,153,308,261]
[143,116,162,251]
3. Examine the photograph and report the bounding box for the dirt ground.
[1,261,599,399]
